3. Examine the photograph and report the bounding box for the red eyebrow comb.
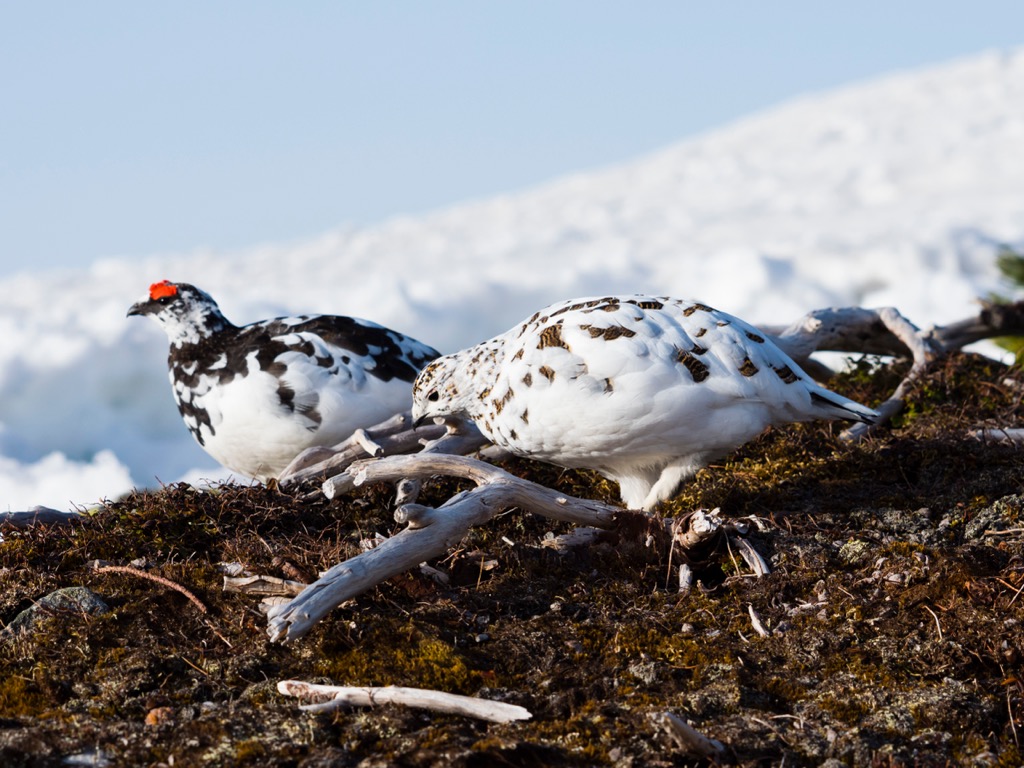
[149,281,178,300]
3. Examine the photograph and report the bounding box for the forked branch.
[266,454,620,643]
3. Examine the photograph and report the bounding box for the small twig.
[94,564,207,614]
[277,681,532,723]
[654,711,727,759]
[922,604,943,641]
[1009,687,1020,748]
[748,604,769,637]
[177,654,212,677]
[996,577,1024,607]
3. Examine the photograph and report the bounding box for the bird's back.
[169,313,438,479]
[462,296,872,473]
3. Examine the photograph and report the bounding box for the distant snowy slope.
[2,49,1022,511]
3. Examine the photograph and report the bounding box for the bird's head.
[128,280,229,346]
[411,355,468,427]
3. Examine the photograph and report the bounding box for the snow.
[2,49,1023,512]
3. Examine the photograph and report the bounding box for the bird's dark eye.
[427,390,440,402]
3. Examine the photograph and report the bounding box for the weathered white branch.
[759,301,1024,440]
[278,412,449,487]
[927,299,1024,351]
[322,419,490,499]
[971,427,1024,444]
[223,574,306,597]
[278,680,531,723]
[732,535,771,577]
[762,300,1024,362]
[748,604,769,637]
[764,306,908,362]
[267,454,620,643]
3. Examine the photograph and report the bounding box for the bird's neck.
[165,308,234,349]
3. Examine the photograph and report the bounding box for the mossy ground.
[1,353,1022,766]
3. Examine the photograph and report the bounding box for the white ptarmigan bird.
[411,295,878,510]
[129,280,439,482]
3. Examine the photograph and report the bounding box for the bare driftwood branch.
[971,428,1024,444]
[279,412,490,489]
[761,305,939,441]
[0,507,80,528]
[267,453,620,643]
[278,680,532,723]
[320,419,490,500]
[761,300,1024,361]
[926,299,1024,351]
[278,412,446,487]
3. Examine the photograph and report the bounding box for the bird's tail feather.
[809,390,879,424]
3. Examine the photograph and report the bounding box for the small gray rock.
[4,586,109,636]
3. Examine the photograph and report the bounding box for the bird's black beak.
[127,300,151,318]
[412,413,430,430]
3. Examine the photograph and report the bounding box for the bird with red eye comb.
[129,280,439,482]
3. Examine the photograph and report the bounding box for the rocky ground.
[0,353,1022,767]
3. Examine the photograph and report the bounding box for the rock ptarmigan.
[129,280,439,482]
[411,295,878,510]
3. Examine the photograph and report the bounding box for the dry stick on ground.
[266,453,620,643]
[93,564,208,614]
[222,574,307,598]
[277,680,532,724]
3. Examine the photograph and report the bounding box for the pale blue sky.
[2,1,1023,276]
